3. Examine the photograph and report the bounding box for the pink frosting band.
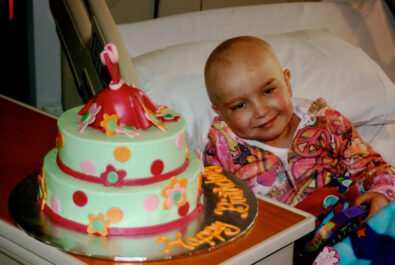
[57,154,189,186]
[44,197,204,236]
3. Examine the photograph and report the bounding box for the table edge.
[0,94,58,120]
[221,196,315,265]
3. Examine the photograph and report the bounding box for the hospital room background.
[3,0,327,116]
[4,0,393,115]
[2,0,395,165]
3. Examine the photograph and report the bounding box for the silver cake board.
[9,170,257,261]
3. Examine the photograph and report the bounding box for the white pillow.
[133,29,395,152]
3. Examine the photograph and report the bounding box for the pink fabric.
[204,98,395,206]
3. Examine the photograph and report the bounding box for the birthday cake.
[37,44,204,236]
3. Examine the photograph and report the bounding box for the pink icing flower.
[313,246,339,265]
[100,165,126,187]
[115,125,141,138]
[78,103,101,132]
[161,177,188,209]
[196,148,205,174]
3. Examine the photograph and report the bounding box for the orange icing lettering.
[203,166,249,219]
[157,232,195,254]
[157,221,240,253]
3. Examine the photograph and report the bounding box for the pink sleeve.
[203,121,242,175]
[203,131,224,168]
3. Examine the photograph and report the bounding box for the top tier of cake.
[56,106,189,185]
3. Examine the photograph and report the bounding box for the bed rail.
[49,0,141,109]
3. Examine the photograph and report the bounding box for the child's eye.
[231,103,245,111]
[263,88,275,95]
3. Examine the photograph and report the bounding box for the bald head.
[205,36,282,105]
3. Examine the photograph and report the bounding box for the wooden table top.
[0,95,313,264]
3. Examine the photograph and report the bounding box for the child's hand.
[354,191,390,221]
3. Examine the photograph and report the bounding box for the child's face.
[207,40,296,146]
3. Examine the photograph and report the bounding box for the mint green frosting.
[57,106,188,180]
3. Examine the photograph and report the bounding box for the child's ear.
[283,69,292,96]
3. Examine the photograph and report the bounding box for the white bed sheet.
[357,123,395,165]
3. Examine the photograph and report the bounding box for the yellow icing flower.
[37,167,47,210]
[142,104,167,132]
[161,177,188,210]
[100,114,118,137]
[197,173,203,189]
[87,212,111,237]
[56,131,65,148]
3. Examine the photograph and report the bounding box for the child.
[203,36,395,263]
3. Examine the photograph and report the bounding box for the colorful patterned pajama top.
[204,98,395,217]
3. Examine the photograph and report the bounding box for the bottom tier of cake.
[40,149,204,236]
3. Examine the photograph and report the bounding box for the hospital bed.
[49,0,395,167]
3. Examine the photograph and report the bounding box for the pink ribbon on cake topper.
[100,44,121,89]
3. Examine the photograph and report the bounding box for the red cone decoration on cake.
[78,44,170,136]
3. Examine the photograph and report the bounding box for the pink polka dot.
[151,160,164,176]
[143,195,159,211]
[51,197,61,213]
[73,191,88,207]
[176,133,184,149]
[80,160,95,175]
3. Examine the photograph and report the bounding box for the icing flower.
[78,103,101,132]
[115,125,141,138]
[56,131,65,148]
[37,167,47,210]
[144,106,167,132]
[87,212,111,237]
[196,148,205,174]
[100,165,127,187]
[162,177,188,210]
[157,113,180,124]
[100,114,118,136]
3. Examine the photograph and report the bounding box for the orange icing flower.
[161,177,188,210]
[197,173,203,189]
[100,114,118,136]
[56,131,65,148]
[87,212,111,237]
[37,167,47,210]
[143,104,167,132]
